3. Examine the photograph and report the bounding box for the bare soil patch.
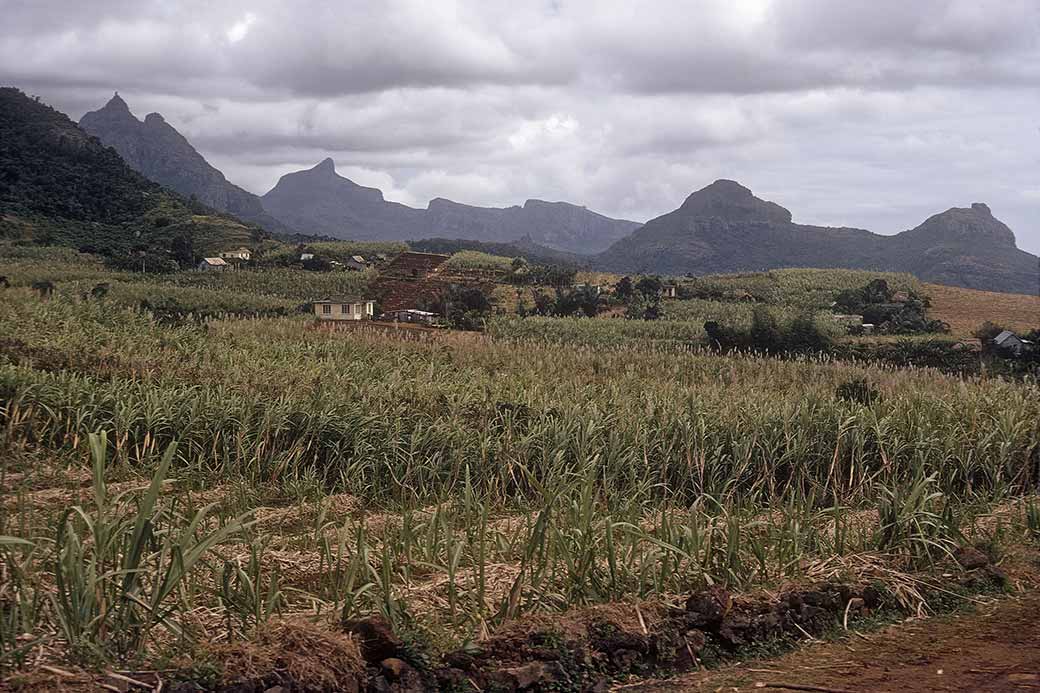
[624,592,1040,693]
[924,282,1038,339]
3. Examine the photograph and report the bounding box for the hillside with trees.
[0,88,264,269]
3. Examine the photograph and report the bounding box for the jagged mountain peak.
[678,179,793,224]
[103,92,130,113]
[313,157,336,174]
[906,202,1017,248]
[597,182,1036,294]
[80,93,287,231]
[523,199,587,211]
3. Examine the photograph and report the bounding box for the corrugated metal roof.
[312,296,373,304]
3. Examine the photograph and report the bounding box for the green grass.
[444,250,514,272]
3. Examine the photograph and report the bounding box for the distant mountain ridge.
[597,180,1038,295]
[80,94,288,232]
[261,157,639,253]
[81,94,639,252]
[72,94,1038,294]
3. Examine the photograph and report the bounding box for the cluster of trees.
[614,275,665,320]
[520,285,601,318]
[834,279,947,334]
[705,308,834,355]
[508,258,578,287]
[420,284,494,331]
[516,274,668,320]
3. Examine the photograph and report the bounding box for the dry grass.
[924,282,1039,339]
[208,618,364,691]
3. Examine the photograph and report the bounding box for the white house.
[383,308,439,325]
[312,297,375,321]
[571,282,604,295]
[300,253,315,261]
[220,247,251,261]
[197,257,228,271]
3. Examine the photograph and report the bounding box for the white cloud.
[226,12,257,44]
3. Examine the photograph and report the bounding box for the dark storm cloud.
[2,0,1038,252]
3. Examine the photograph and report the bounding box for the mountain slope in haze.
[80,94,287,232]
[0,88,262,264]
[261,158,638,252]
[423,197,639,253]
[409,236,585,268]
[261,158,426,241]
[597,180,1038,295]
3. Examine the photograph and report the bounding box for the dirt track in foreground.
[622,593,1040,693]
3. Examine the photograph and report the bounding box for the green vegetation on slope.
[0,88,266,267]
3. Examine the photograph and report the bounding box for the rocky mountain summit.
[598,180,1037,294]
[80,94,286,231]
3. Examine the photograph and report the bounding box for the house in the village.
[994,330,1032,356]
[832,314,865,331]
[312,296,375,321]
[344,255,368,271]
[197,257,228,271]
[661,284,678,299]
[220,247,251,262]
[382,308,440,325]
[300,253,315,261]
[571,282,604,295]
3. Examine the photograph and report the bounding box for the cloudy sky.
[4,0,1039,252]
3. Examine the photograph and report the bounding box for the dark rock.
[750,610,781,639]
[589,622,648,656]
[496,661,561,690]
[380,658,409,680]
[377,658,424,693]
[684,586,731,629]
[802,588,839,609]
[442,650,480,671]
[862,585,883,608]
[610,648,641,671]
[366,675,391,693]
[954,546,990,570]
[716,613,752,648]
[343,615,404,663]
[434,667,469,691]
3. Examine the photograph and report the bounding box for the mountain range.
[81,95,639,254]
[595,180,1038,295]
[80,94,288,232]
[5,89,1035,295]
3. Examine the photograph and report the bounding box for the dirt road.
[622,594,1040,693]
